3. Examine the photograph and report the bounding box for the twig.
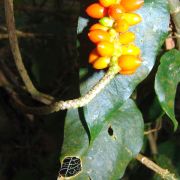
[11,65,118,114]
[168,0,180,50]
[0,70,10,87]
[3,0,120,115]
[0,25,53,39]
[144,128,160,135]
[136,154,177,180]
[0,26,8,32]
[4,0,54,105]
[168,35,180,39]
[147,133,158,155]
[154,118,163,142]
[144,121,162,135]
[0,32,53,39]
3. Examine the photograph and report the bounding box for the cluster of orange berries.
[86,0,144,75]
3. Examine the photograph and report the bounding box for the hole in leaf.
[59,156,82,178]
[108,126,117,140]
[108,126,114,136]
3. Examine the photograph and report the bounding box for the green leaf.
[77,17,89,34]
[80,0,169,140]
[60,0,169,178]
[147,96,164,121]
[60,109,89,158]
[60,100,144,179]
[155,49,180,130]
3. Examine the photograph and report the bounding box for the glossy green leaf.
[60,0,169,178]
[147,96,164,121]
[155,49,180,129]
[77,17,89,34]
[60,100,144,179]
[80,0,169,139]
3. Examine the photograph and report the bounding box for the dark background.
[0,0,180,179]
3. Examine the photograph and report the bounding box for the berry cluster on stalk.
[86,0,144,75]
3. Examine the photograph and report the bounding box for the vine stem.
[168,0,180,50]
[0,31,53,39]
[12,65,119,114]
[4,0,120,114]
[136,154,177,180]
[4,0,54,104]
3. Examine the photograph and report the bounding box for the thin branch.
[11,66,118,114]
[136,154,177,180]
[4,0,120,114]
[0,31,53,39]
[144,121,162,135]
[4,0,54,105]
[168,0,180,50]
[0,26,8,32]
[0,70,10,87]
[0,25,53,40]
[147,133,158,155]
[144,128,160,135]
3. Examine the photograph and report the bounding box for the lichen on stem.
[4,0,120,113]
[12,65,119,114]
[136,154,177,180]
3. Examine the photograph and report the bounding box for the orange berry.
[122,44,141,56]
[97,41,114,56]
[113,19,129,33]
[121,0,144,12]
[90,23,109,31]
[120,69,136,75]
[86,3,107,19]
[118,13,142,26]
[89,49,99,63]
[93,57,110,69]
[108,4,125,20]
[88,29,110,44]
[99,0,116,7]
[119,32,135,44]
[118,55,141,74]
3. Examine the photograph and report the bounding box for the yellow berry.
[90,23,109,31]
[89,48,99,63]
[118,13,142,26]
[86,3,107,19]
[88,29,111,44]
[108,4,125,20]
[113,19,129,33]
[99,0,116,7]
[122,44,141,56]
[118,55,141,74]
[119,32,135,44]
[120,0,144,12]
[120,69,136,75]
[93,57,110,69]
[97,41,114,56]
